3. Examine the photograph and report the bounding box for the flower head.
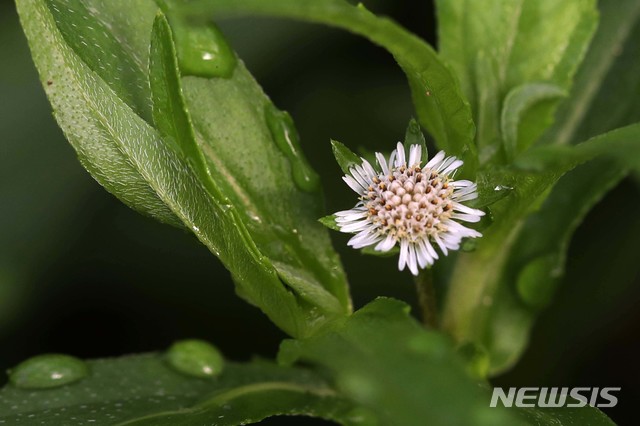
[334,142,484,275]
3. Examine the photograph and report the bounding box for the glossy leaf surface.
[0,354,359,425]
[17,0,351,338]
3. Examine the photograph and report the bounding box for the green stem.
[415,270,438,328]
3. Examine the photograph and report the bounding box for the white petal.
[451,213,483,223]
[454,192,478,202]
[395,142,406,167]
[409,144,422,167]
[453,189,478,200]
[375,234,396,252]
[442,159,463,175]
[388,150,397,173]
[444,220,482,238]
[376,152,389,175]
[433,234,448,256]
[435,156,457,173]
[415,241,430,269]
[334,208,367,219]
[348,230,381,249]
[407,244,419,275]
[452,202,485,216]
[422,239,439,260]
[398,239,409,271]
[451,180,474,188]
[425,150,445,169]
[343,175,365,194]
[444,241,460,251]
[361,159,377,179]
[349,167,369,190]
[339,220,372,233]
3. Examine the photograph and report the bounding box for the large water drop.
[166,339,224,378]
[158,1,236,78]
[8,354,88,389]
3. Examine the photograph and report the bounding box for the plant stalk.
[415,269,438,328]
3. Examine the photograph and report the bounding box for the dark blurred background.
[1,0,638,424]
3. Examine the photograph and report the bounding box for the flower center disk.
[365,166,453,242]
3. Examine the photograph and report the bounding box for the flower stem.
[415,270,438,328]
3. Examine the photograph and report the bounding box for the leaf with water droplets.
[149,3,351,332]
[264,104,320,192]
[157,0,237,79]
[0,353,363,426]
[172,0,477,162]
[18,0,351,338]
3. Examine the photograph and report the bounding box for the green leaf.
[181,67,351,328]
[17,0,293,334]
[442,123,640,373]
[331,139,362,175]
[279,298,523,426]
[318,214,340,232]
[0,352,361,425]
[436,0,524,119]
[473,51,502,155]
[279,298,613,426]
[515,122,640,173]
[480,124,640,371]
[437,0,597,152]
[472,172,514,209]
[44,0,154,123]
[403,118,428,158]
[18,0,352,338]
[482,159,626,372]
[17,0,181,228]
[149,12,209,186]
[518,405,615,426]
[154,6,352,328]
[173,0,477,161]
[501,83,566,160]
[547,0,640,144]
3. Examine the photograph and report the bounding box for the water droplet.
[516,255,559,308]
[264,104,320,192]
[493,185,512,191]
[174,22,236,78]
[8,354,88,389]
[165,339,224,378]
[158,3,236,78]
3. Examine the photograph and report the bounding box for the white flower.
[334,142,484,276]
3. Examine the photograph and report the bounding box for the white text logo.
[490,387,620,408]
